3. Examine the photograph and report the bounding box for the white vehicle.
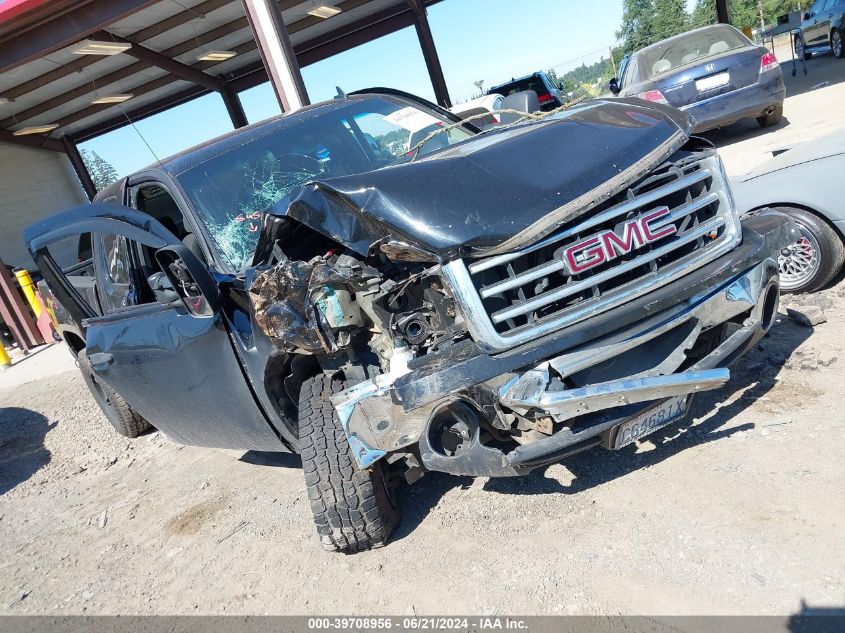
[449,94,505,126]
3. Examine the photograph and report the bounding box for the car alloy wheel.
[794,34,804,57]
[833,30,843,58]
[778,222,821,291]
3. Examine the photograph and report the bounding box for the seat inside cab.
[134,184,206,263]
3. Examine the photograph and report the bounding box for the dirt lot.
[2,60,845,616]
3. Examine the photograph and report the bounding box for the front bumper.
[682,71,786,133]
[333,211,797,476]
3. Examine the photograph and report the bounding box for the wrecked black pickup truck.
[25,89,795,552]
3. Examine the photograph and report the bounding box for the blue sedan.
[610,24,786,132]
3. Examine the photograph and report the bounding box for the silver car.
[732,135,845,293]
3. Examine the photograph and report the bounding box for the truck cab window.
[133,183,207,265]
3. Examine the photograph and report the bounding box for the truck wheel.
[775,207,845,294]
[794,34,811,59]
[832,29,844,59]
[299,373,400,552]
[77,351,151,438]
[756,104,783,128]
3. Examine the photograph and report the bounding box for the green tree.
[617,0,656,53]
[689,0,717,29]
[686,0,799,32]
[652,0,689,40]
[80,149,119,192]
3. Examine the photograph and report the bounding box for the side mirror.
[609,77,621,95]
[154,244,220,317]
[147,271,180,304]
[558,81,565,91]
[803,11,810,19]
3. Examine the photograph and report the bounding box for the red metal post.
[0,256,43,351]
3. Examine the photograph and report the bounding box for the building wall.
[0,141,87,269]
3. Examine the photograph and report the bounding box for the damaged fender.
[249,256,365,353]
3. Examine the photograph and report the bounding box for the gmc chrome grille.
[444,154,741,352]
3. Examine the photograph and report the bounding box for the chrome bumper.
[496,257,779,423]
[336,256,781,472]
[498,368,730,420]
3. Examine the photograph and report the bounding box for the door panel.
[821,0,837,43]
[25,201,287,452]
[807,0,827,45]
[83,305,283,450]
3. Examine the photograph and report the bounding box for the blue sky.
[82,0,625,176]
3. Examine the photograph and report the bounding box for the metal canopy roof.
[0,0,442,146]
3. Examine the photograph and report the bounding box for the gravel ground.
[1,287,843,615]
[2,71,845,617]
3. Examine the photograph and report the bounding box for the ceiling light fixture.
[73,39,133,55]
[91,94,134,104]
[13,124,59,136]
[197,50,237,62]
[307,4,341,18]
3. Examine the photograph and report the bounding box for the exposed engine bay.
[235,94,797,485]
[249,240,466,364]
[247,139,795,481]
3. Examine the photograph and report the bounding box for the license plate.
[613,396,688,449]
[695,72,729,92]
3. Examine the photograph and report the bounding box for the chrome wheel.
[779,223,821,291]
[833,30,843,58]
[795,34,804,57]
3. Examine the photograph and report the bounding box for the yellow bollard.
[14,268,41,318]
[0,343,10,370]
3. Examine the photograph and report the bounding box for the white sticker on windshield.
[384,107,440,133]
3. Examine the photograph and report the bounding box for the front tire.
[299,373,400,552]
[757,104,783,128]
[78,351,151,438]
[775,207,845,293]
[832,29,844,59]
[794,34,811,59]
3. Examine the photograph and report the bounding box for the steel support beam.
[406,0,451,107]
[71,85,209,144]
[0,127,64,152]
[0,0,232,102]
[241,0,309,113]
[0,0,158,74]
[221,82,249,128]
[106,32,222,92]
[716,0,731,23]
[0,256,42,351]
[62,137,97,201]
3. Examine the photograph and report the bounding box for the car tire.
[77,350,151,438]
[832,28,844,59]
[299,373,400,553]
[775,206,845,294]
[756,104,783,128]
[794,34,811,59]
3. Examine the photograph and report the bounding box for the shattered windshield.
[176,96,474,271]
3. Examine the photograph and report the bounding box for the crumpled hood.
[272,98,692,260]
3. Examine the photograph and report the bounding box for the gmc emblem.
[558,207,677,275]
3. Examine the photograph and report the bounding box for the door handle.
[88,352,114,371]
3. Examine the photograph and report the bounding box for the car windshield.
[489,76,550,97]
[632,25,749,81]
[176,96,474,271]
